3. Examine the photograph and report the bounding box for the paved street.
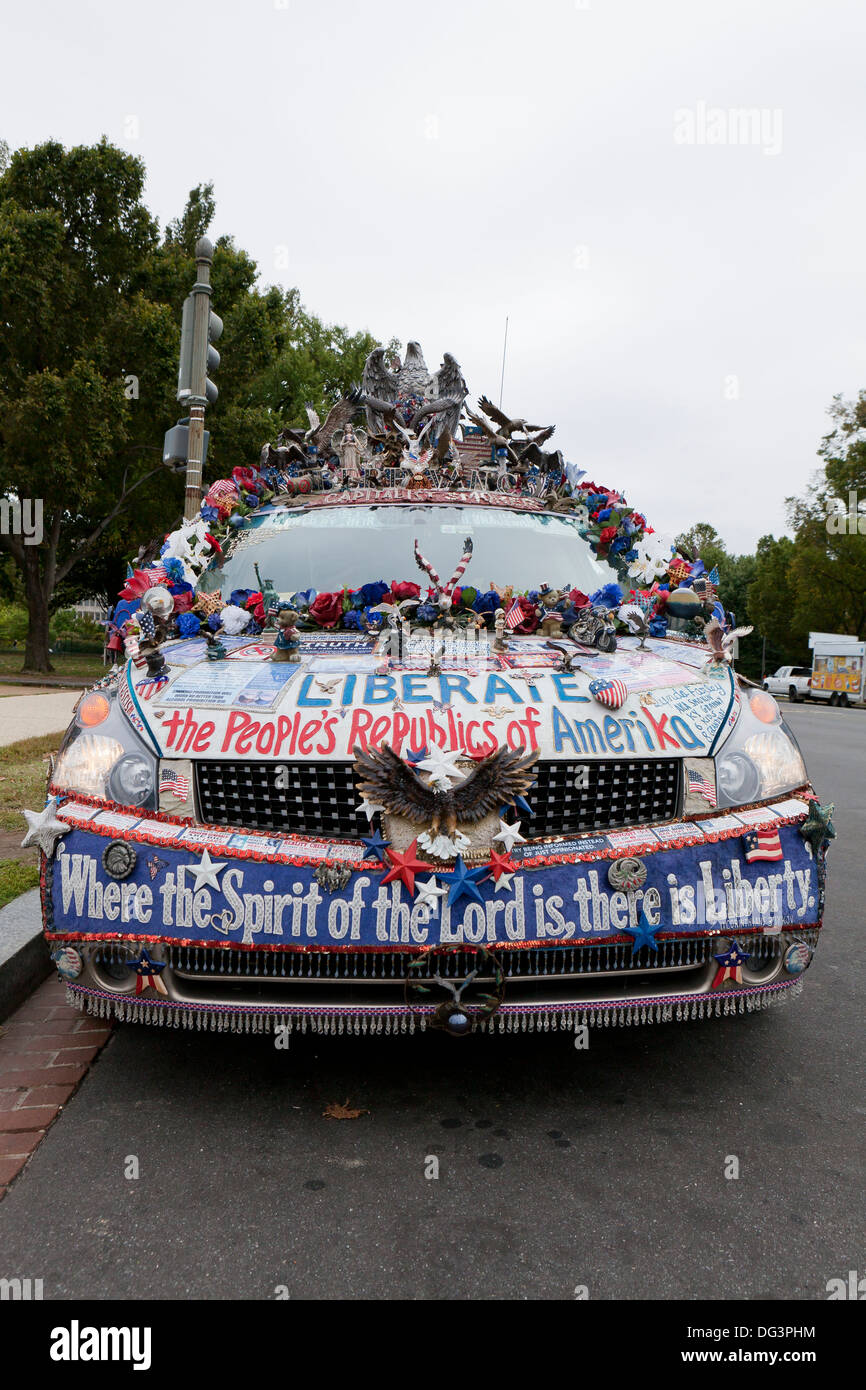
[0,704,862,1301]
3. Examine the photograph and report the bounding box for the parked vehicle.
[30,327,831,1038]
[808,632,866,707]
[762,666,813,702]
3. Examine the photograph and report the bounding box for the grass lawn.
[0,860,40,910]
[0,735,62,911]
[0,651,108,682]
[0,733,60,835]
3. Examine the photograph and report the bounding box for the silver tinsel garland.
[66,978,803,1035]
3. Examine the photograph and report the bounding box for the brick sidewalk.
[0,978,112,1198]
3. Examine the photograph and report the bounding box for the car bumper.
[44,792,824,1034]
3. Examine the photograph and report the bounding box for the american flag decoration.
[146,854,168,881]
[504,598,524,631]
[588,677,628,709]
[159,768,191,801]
[742,826,783,862]
[687,767,717,806]
[133,949,168,997]
[705,565,720,600]
[711,942,750,990]
[135,674,169,700]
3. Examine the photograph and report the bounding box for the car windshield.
[199,504,621,599]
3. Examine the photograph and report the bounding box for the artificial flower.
[220,604,252,635]
[308,591,344,628]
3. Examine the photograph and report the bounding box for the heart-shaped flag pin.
[589,677,628,709]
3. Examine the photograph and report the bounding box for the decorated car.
[30,337,835,1038]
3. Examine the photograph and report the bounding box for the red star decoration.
[485,847,518,881]
[381,839,435,897]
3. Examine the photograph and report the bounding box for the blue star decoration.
[132,949,168,996]
[361,827,390,863]
[622,908,662,955]
[500,794,534,819]
[405,745,429,764]
[438,855,489,907]
[712,941,750,989]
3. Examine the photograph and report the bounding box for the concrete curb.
[0,889,51,1023]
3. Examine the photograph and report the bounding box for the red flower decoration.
[308,591,344,628]
[569,589,590,608]
[119,569,158,600]
[391,580,421,602]
[599,526,617,545]
[246,594,265,625]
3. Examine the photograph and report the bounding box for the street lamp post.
[176,236,222,521]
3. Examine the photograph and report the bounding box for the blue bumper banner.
[46,822,820,951]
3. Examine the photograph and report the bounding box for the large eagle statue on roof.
[358,342,467,443]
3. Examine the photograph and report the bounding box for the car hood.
[119,631,739,764]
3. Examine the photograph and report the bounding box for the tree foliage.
[0,140,380,671]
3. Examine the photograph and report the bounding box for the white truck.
[808,632,866,707]
[762,665,813,702]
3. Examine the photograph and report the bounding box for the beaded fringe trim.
[66,979,803,1035]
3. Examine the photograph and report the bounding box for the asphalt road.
[0,704,862,1301]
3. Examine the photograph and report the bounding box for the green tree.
[676,523,763,679]
[0,141,380,673]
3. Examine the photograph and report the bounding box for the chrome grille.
[163,938,721,982]
[195,757,682,839]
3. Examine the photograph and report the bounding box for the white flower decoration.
[220,604,252,635]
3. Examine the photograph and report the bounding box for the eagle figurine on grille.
[354,743,539,859]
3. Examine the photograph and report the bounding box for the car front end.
[37,487,832,1039]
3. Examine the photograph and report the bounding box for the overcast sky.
[3,0,865,552]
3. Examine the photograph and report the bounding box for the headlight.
[52,686,158,811]
[715,687,807,808]
[107,752,156,807]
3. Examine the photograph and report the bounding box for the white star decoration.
[494,871,516,893]
[21,798,71,858]
[190,848,227,892]
[357,797,385,821]
[493,820,526,853]
[415,876,448,914]
[417,746,464,788]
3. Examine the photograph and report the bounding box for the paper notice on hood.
[161,661,300,710]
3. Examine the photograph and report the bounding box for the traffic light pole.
[183,236,214,521]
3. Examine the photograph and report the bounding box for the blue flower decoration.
[472,588,500,615]
[648,616,668,638]
[163,557,185,583]
[229,588,256,609]
[207,613,223,632]
[588,583,624,609]
[177,613,201,637]
[357,580,389,607]
[199,505,220,523]
[342,610,364,630]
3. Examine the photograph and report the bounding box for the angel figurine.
[331,422,367,483]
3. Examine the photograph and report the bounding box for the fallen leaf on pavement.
[323,1098,369,1120]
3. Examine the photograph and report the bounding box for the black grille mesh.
[196,761,361,837]
[194,757,681,840]
[529,758,680,838]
